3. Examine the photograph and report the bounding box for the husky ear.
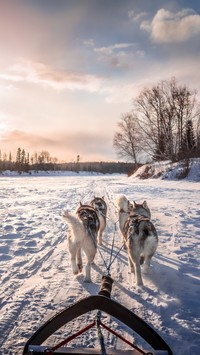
[133,201,137,207]
[143,200,148,209]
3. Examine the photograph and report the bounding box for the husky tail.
[62,209,84,240]
[116,195,130,212]
[63,209,78,224]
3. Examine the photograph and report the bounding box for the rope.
[96,310,107,355]
[107,242,126,271]
[97,242,110,272]
[80,199,126,278]
[107,221,117,276]
[88,213,124,277]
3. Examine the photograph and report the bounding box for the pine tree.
[180,120,196,158]
[24,152,30,173]
[16,147,22,173]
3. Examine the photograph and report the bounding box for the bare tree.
[113,113,142,163]
[134,78,200,161]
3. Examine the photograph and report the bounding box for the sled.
[23,275,173,355]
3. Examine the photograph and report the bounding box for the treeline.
[0,148,135,175]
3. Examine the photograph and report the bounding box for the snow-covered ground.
[0,174,199,354]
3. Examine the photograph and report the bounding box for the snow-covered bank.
[131,158,200,182]
[0,175,199,354]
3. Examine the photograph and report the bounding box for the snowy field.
[0,174,199,354]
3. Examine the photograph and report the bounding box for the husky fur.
[117,195,158,286]
[63,203,100,282]
[90,196,107,245]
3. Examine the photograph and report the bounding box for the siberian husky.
[63,203,100,282]
[117,195,158,286]
[90,196,107,245]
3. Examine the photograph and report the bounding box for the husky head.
[131,201,151,219]
[90,196,107,214]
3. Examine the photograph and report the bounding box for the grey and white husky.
[90,196,107,245]
[117,195,158,286]
[63,203,100,282]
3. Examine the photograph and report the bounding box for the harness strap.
[96,311,107,355]
[124,214,150,237]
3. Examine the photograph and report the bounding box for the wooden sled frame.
[23,276,173,355]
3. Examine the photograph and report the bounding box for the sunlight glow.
[0,119,8,139]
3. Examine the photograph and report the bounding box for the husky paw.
[72,266,80,275]
[62,209,70,217]
[84,278,92,283]
[130,267,135,273]
[142,265,150,274]
[77,264,83,272]
[136,282,144,288]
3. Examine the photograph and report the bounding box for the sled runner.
[23,275,173,355]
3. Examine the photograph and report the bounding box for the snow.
[132,158,200,182]
[0,172,200,354]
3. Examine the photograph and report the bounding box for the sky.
[0,0,200,162]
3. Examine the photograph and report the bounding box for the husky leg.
[83,246,96,283]
[128,255,135,273]
[143,234,158,273]
[84,251,96,282]
[98,229,103,245]
[68,238,80,275]
[84,259,92,282]
[98,217,106,245]
[134,261,143,286]
[128,238,143,286]
[76,247,83,272]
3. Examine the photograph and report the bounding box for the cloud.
[93,43,145,69]
[94,43,134,53]
[141,8,200,43]
[128,10,147,22]
[83,38,95,46]
[1,129,114,161]
[0,59,103,93]
[1,130,54,147]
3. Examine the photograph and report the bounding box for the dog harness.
[77,205,100,248]
[77,205,99,231]
[123,214,150,239]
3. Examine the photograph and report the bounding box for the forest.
[0,148,135,175]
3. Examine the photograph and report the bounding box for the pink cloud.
[0,59,103,92]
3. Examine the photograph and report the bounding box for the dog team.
[62,195,158,286]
